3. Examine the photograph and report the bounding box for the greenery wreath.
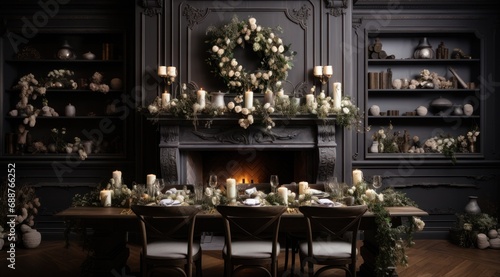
[205,16,295,94]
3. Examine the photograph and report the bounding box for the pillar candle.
[333,82,342,109]
[100,190,112,207]
[167,66,176,77]
[313,66,323,77]
[147,174,156,185]
[158,66,167,77]
[352,169,363,184]
[306,93,315,106]
[277,187,288,206]
[264,89,274,105]
[298,181,309,195]
[161,91,171,108]
[323,65,333,76]
[197,88,206,109]
[226,178,237,202]
[244,90,253,109]
[112,170,122,187]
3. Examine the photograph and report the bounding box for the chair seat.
[299,241,356,260]
[223,241,280,259]
[146,241,201,259]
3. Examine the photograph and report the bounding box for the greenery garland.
[205,16,295,93]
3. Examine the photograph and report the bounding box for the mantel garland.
[205,16,295,93]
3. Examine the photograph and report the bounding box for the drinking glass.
[154,178,166,195]
[270,175,279,193]
[208,174,218,190]
[325,177,341,201]
[372,175,383,190]
[194,183,204,204]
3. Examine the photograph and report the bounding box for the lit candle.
[298,181,309,195]
[306,93,315,106]
[333,82,342,109]
[244,90,253,109]
[161,91,171,108]
[197,88,206,109]
[277,187,288,206]
[158,66,167,77]
[323,65,333,76]
[226,178,237,202]
[167,66,176,77]
[352,169,363,185]
[112,170,122,187]
[100,190,112,207]
[313,66,323,77]
[264,89,274,105]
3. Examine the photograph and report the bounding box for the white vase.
[370,105,380,116]
[210,91,225,109]
[463,104,473,116]
[416,106,428,116]
[65,103,76,117]
[370,141,379,153]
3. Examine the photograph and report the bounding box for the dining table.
[56,205,427,277]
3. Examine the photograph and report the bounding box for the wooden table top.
[55,205,428,219]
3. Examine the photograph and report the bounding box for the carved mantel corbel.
[324,0,349,17]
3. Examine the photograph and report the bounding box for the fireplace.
[156,116,337,186]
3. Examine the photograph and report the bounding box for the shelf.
[367,115,480,119]
[368,58,479,65]
[5,89,123,93]
[368,89,478,93]
[5,59,123,64]
[5,115,123,120]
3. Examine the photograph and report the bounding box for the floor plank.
[1,239,499,277]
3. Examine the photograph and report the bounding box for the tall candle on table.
[333,82,342,109]
[277,187,288,206]
[100,190,112,207]
[161,91,170,108]
[226,178,237,202]
[298,181,309,195]
[244,90,253,109]
[197,88,206,109]
[112,170,122,187]
[352,169,363,184]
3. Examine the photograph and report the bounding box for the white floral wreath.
[205,16,295,94]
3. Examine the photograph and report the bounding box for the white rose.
[242,108,250,115]
[228,70,234,77]
[248,18,256,25]
[227,102,235,109]
[212,45,219,52]
[278,45,284,53]
[263,103,271,109]
[234,106,242,113]
[271,46,278,52]
[217,49,224,56]
[231,59,238,67]
[342,107,350,114]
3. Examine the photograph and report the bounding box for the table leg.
[359,230,398,277]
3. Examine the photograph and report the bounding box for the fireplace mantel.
[152,115,337,184]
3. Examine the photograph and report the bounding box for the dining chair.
[281,183,324,274]
[131,204,203,277]
[298,205,368,277]
[216,205,287,277]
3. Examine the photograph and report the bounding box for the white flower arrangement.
[205,16,295,93]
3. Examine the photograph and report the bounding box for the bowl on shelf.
[430,97,453,115]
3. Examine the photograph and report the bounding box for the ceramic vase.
[65,103,76,117]
[210,91,226,109]
[413,37,434,59]
[464,196,481,214]
[370,105,381,116]
[370,141,379,153]
[463,104,473,116]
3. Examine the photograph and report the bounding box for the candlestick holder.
[158,66,177,97]
[313,65,333,85]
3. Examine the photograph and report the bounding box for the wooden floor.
[1,239,499,277]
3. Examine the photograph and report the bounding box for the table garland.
[205,16,295,93]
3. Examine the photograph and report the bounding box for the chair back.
[216,205,287,254]
[131,204,201,255]
[299,205,368,253]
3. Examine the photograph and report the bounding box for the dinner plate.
[242,199,261,206]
